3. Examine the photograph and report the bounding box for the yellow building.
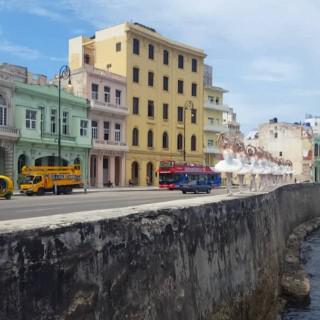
[69,22,206,186]
[203,85,230,166]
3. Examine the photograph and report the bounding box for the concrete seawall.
[0,184,319,320]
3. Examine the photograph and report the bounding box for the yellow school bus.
[0,175,14,200]
[19,165,82,196]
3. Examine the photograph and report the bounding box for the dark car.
[180,180,212,194]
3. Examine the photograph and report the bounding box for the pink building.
[71,65,128,187]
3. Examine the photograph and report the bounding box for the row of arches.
[132,128,197,151]
[131,161,153,186]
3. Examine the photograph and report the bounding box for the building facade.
[252,121,313,181]
[69,22,206,186]
[203,85,229,166]
[13,80,91,185]
[70,65,128,187]
[0,64,21,177]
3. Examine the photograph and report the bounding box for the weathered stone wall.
[0,184,319,320]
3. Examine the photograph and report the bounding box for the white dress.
[215,149,242,173]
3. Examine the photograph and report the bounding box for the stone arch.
[147,129,153,148]
[177,133,183,150]
[191,135,197,151]
[131,161,139,185]
[146,162,153,186]
[162,131,169,149]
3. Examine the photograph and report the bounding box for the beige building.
[70,65,128,187]
[246,120,313,181]
[69,22,206,186]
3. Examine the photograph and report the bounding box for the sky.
[0,0,320,133]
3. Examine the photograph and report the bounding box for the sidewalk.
[13,186,164,196]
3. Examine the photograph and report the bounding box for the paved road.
[0,188,231,221]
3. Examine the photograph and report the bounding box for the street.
[0,188,231,221]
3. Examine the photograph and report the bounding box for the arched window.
[315,143,319,157]
[191,135,196,151]
[162,132,169,149]
[177,134,183,150]
[132,128,139,146]
[147,130,153,148]
[0,94,5,105]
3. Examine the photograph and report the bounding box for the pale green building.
[313,135,320,182]
[13,81,91,184]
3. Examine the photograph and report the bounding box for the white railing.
[204,122,228,133]
[203,145,221,154]
[90,100,128,114]
[0,125,20,136]
[204,102,230,112]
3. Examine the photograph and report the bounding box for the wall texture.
[0,184,319,320]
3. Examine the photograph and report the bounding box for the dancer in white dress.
[246,145,259,192]
[235,142,251,193]
[215,135,242,195]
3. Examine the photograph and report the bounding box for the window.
[192,83,197,97]
[115,89,121,105]
[132,128,139,146]
[133,67,139,83]
[163,49,169,65]
[84,54,90,64]
[279,151,283,157]
[91,83,98,100]
[149,44,154,59]
[163,103,168,120]
[133,97,139,115]
[92,120,98,139]
[177,106,183,122]
[0,95,7,126]
[147,130,153,148]
[62,112,69,135]
[178,80,184,94]
[104,86,110,103]
[104,122,109,141]
[133,38,140,55]
[207,139,214,147]
[50,109,56,133]
[148,100,154,118]
[26,110,36,129]
[40,108,44,134]
[163,76,169,91]
[191,109,197,124]
[178,54,184,69]
[315,144,319,157]
[191,135,196,151]
[177,134,183,150]
[208,96,214,103]
[115,123,121,142]
[80,120,88,136]
[216,97,220,105]
[148,71,154,87]
[274,132,278,138]
[192,58,197,72]
[162,132,169,149]
[116,42,121,52]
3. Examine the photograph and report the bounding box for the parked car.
[180,180,212,194]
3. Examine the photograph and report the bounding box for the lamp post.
[58,65,71,166]
[183,100,194,162]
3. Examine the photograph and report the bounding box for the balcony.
[90,99,129,116]
[93,139,129,152]
[203,145,221,154]
[0,125,20,140]
[204,122,228,133]
[42,132,76,142]
[204,102,230,112]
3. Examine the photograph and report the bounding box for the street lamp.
[183,100,194,162]
[58,65,71,166]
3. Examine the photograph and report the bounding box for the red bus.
[158,160,221,190]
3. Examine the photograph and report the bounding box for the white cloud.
[242,58,300,82]
[0,40,41,60]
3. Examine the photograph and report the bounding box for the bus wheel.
[65,186,72,194]
[182,191,186,194]
[37,188,45,196]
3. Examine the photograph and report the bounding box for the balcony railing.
[204,102,230,112]
[42,132,76,142]
[204,122,228,133]
[90,99,129,115]
[93,139,128,151]
[0,125,20,139]
[203,145,221,154]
